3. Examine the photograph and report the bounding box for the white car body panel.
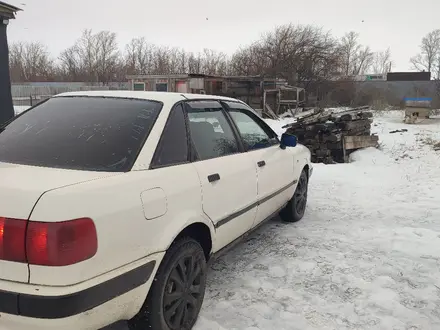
[245,145,297,227]
[0,162,119,283]
[28,163,207,286]
[191,153,258,252]
[0,162,118,220]
[0,91,312,329]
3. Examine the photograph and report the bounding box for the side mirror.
[280,133,297,148]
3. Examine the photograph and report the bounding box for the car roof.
[55,91,242,104]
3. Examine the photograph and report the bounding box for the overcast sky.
[5,0,440,72]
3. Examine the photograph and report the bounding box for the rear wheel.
[280,169,308,223]
[129,238,207,330]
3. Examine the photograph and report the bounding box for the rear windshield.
[0,96,162,172]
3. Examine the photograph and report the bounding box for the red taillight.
[0,217,97,266]
[0,217,27,263]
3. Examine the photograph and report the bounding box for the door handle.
[257,160,266,167]
[208,173,221,182]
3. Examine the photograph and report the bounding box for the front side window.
[185,101,239,161]
[0,96,162,172]
[226,103,278,151]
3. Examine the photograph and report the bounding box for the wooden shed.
[126,74,282,109]
[0,1,21,126]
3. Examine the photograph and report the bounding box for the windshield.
[0,96,162,172]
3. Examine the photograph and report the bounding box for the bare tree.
[201,49,228,75]
[8,24,396,89]
[9,41,55,82]
[372,48,393,74]
[58,30,97,82]
[76,29,98,82]
[354,46,374,75]
[8,42,25,81]
[410,29,440,78]
[58,29,120,84]
[167,47,183,74]
[124,37,155,75]
[176,50,189,74]
[339,31,359,75]
[94,31,120,84]
[339,31,373,76]
[58,45,83,81]
[294,28,342,86]
[123,39,229,76]
[187,52,203,74]
[150,46,172,74]
[229,24,342,87]
[229,42,268,76]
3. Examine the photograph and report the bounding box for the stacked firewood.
[284,107,378,164]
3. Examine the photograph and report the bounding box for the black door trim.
[214,179,297,229]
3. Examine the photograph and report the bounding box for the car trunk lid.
[0,161,118,283]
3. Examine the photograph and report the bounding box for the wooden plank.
[264,104,278,119]
[337,119,372,130]
[322,133,342,142]
[343,135,379,150]
[335,111,373,122]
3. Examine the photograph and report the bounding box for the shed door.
[176,81,187,93]
[156,83,168,92]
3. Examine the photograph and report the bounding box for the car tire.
[280,169,308,223]
[129,238,207,330]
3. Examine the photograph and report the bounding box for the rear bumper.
[0,261,155,319]
[0,253,164,330]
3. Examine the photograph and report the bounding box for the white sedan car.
[0,91,312,330]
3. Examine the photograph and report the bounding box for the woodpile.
[284,106,379,164]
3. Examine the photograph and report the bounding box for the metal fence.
[11,82,130,107]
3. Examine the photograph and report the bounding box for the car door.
[184,100,258,252]
[224,101,298,227]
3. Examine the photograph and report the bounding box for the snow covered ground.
[14,106,29,115]
[195,111,440,330]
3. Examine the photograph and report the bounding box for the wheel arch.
[169,221,214,261]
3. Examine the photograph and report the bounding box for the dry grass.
[420,137,440,150]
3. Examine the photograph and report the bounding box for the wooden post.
[276,89,281,115]
[263,90,266,113]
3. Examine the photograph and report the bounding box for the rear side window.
[0,97,162,172]
[186,101,239,161]
[151,103,189,168]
